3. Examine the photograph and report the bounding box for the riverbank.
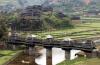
[0,50,20,65]
[57,57,100,65]
[0,47,43,65]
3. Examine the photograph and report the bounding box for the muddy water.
[36,48,81,65]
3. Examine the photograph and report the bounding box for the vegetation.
[0,14,8,40]
[42,13,72,30]
[31,22,100,40]
[57,58,100,65]
[11,12,72,31]
[0,50,20,65]
[57,57,87,65]
[1,11,100,40]
[0,1,100,65]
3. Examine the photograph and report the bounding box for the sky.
[0,0,92,7]
[27,0,46,5]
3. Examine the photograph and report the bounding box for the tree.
[0,13,8,40]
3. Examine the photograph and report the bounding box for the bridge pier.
[12,45,16,50]
[45,47,52,65]
[85,51,92,58]
[83,50,97,58]
[29,47,34,55]
[44,35,54,65]
[62,48,71,60]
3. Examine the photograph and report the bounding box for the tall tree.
[0,13,8,40]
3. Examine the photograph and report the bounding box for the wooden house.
[70,16,81,24]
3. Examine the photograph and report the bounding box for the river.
[35,48,81,65]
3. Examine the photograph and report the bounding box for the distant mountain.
[44,0,86,13]
[45,0,100,13]
[0,0,46,12]
[0,0,100,13]
[0,0,46,7]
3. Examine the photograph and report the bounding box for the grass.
[0,50,20,65]
[57,57,100,65]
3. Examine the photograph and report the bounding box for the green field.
[0,50,20,65]
[57,58,100,65]
[31,22,100,40]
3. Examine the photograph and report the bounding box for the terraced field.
[32,22,100,40]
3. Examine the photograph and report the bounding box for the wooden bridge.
[7,34,97,65]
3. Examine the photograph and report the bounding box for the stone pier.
[12,45,16,50]
[46,47,52,65]
[84,50,97,58]
[29,47,34,55]
[45,35,53,65]
[62,48,71,60]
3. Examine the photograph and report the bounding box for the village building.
[83,10,100,16]
[70,16,81,25]
[20,5,42,20]
[56,12,68,18]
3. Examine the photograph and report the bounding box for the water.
[36,48,81,65]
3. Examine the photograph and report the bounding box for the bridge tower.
[26,34,38,65]
[44,35,53,65]
[62,38,73,60]
[62,48,71,60]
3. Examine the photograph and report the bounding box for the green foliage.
[0,50,21,65]
[0,14,8,40]
[57,58,100,65]
[11,12,72,31]
[57,57,87,65]
[42,13,72,30]
[34,22,100,39]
